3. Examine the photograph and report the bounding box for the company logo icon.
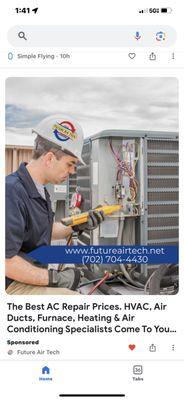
[53,120,77,142]
[156,31,166,41]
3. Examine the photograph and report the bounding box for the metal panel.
[142,136,179,274]
[68,130,179,278]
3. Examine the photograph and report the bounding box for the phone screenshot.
[0,1,183,399]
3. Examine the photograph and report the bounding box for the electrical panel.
[69,129,178,252]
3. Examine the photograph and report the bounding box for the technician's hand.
[48,267,81,290]
[72,210,105,233]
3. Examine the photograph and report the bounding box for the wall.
[5,145,33,175]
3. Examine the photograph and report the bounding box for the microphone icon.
[135,31,141,40]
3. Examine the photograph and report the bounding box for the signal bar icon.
[139,9,148,14]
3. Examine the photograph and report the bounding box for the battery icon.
[161,7,172,13]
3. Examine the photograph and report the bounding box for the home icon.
[42,366,50,375]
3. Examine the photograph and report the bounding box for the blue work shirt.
[6,162,54,288]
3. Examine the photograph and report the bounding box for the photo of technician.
[5,77,179,295]
[5,115,104,295]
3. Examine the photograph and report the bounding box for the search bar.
[8,25,176,47]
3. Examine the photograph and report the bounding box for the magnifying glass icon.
[18,31,27,40]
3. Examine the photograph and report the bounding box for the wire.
[144,264,177,295]
[116,276,144,291]
[109,139,138,200]
[79,277,109,288]
[117,218,144,288]
[66,233,73,246]
[79,275,118,288]
[88,272,110,295]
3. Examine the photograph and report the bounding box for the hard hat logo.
[32,114,85,165]
[52,120,77,142]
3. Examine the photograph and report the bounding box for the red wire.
[88,272,110,295]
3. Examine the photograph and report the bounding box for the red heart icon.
[128,344,136,351]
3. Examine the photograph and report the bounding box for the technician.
[6,115,104,295]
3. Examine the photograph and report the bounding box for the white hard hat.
[32,114,85,165]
